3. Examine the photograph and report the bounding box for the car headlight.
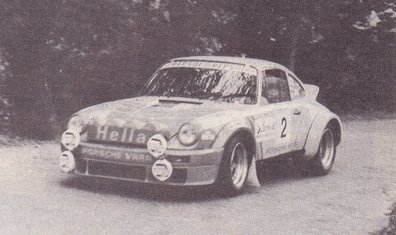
[178,123,199,146]
[67,115,84,133]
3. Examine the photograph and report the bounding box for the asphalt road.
[0,118,395,235]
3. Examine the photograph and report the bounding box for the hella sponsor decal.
[80,146,153,163]
[86,125,161,145]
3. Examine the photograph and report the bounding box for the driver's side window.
[261,69,290,104]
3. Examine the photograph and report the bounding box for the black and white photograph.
[0,0,395,234]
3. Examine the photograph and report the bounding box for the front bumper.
[64,142,224,186]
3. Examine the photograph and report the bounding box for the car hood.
[75,96,249,143]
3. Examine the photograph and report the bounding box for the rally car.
[60,56,342,195]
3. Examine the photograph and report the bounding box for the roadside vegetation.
[377,203,396,235]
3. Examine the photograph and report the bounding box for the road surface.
[0,118,395,234]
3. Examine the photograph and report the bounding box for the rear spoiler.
[304,84,320,100]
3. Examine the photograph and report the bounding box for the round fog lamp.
[59,151,76,173]
[147,134,167,158]
[152,159,173,182]
[61,129,81,151]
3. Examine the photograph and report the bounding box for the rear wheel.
[217,136,250,195]
[310,127,336,175]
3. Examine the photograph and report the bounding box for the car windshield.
[141,62,257,104]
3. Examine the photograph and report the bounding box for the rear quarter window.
[287,74,305,100]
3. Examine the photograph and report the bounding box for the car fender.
[303,111,342,160]
[211,119,256,156]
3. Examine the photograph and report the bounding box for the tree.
[0,0,394,138]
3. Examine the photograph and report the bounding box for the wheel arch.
[212,125,256,164]
[228,129,256,165]
[215,128,255,195]
[303,112,342,160]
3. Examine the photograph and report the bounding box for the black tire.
[216,136,250,196]
[309,126,337,176]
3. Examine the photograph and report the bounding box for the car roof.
[170,56,294,74]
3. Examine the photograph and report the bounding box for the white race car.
[60,56,341,195]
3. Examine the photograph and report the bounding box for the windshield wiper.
[194,92,223,100]
[223,93,256,99]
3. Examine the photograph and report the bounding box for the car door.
[287,73,312,151]
[254,68,299,159]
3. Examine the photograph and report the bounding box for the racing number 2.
[281,117,287,138]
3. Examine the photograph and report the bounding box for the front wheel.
[310,127,336,176]
[217,136,250,196]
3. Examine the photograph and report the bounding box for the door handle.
[293,109,302,115]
